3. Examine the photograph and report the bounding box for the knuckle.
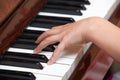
[43,30,52,36]
[51,27,57,29]
[45,38,51,42]
[40,41,47,48]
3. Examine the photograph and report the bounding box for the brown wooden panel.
[109,3,120,27]
[0,0,22,25]
[0,0,48,55]
[103,3,120,80]
[69,44,101,80]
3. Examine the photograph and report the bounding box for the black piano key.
[21,29,44,37]
[47,0,87,9]
[0,69,35,80]
[18,30,43,40]
[45,3,82,10]
[4,52,48,63]
[11,29,55,52]
[30,15,75,29]
[30,21,59,29]
[18,32,38,40]
[11,40,55,52]
[0,55,43,69]
[47,2,85,10]
[34,15,75,23]
[31,19,70,27]
[42,0,91,15]
[17,30,58,46]
[23,29,44,34]
[18,34,37,40]
[33,15,75,23]
[71,0,90,5]
[11,41,37,49]
[49,0,90,5]
[16,39,35,43]
[42,5,82,15]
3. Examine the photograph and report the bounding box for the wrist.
[82,16,105,43]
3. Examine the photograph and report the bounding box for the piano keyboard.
[0,0,120,80]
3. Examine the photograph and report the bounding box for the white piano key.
[0,65,63,80]
[35,74,62,80]
[8,47,33,53]
[7,46,84,79]
[27,26,49,31]
[0,63,70,77]
[7,47,82,65]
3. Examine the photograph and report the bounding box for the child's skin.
[34,17,120,65]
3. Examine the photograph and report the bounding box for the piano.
[0,0,120,80]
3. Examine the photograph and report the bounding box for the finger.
[34,35,60,54]
[51,25,65,29]
[35,28,62,43]
[47,42,65,65]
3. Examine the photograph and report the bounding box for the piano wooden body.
[0,0,120,80]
